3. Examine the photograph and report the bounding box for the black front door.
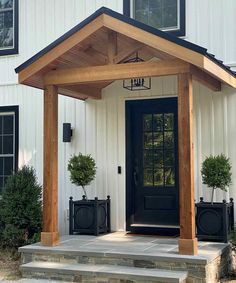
[126,98,179,234]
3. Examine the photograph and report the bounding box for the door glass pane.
[144,150,153,167]
[164,131,174,148]
[164,150,174,167]
[153,114,163,131]
[143,114,152,131]
[144,132,153,149]
[165,167,175,186]
[154,150,164,167]
[144,168,153,186]
[164,113,174,131]
[142,111,176,188]
[154,168,164,186]
[153,132,163,148]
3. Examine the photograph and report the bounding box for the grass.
[0,248,21,280]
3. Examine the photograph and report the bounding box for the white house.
[1,0,236,255]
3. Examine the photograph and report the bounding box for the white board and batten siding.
[0,0,236,234]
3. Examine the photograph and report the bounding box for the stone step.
[21,261,188,283]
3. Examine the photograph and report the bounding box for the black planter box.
[195,198,234,243]
[69,196,111,236]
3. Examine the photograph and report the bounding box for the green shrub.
[68,153,96,200]
[0,166,42,248]
[201,154,232,204]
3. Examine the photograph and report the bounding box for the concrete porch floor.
[19,232,231,283]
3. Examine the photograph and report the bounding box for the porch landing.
[19,232,230,283]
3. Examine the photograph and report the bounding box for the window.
[123,0,185,36]
[0,0,18,56]
[0,106,18,195]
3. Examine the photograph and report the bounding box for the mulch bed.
[0,249,21,280]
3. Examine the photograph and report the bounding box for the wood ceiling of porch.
[19,27,177,100]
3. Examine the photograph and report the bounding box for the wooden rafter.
[44,60,190,86]
[113,42,143,64]
[107,31,117,64]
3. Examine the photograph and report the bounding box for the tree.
[67,153,96,200]
[201,154,232,204]
[0,166,42,248]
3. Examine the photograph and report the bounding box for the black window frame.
[0,0,19,56]
[123,0,186,37]
[0,106,19,190]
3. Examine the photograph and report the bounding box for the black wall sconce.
[63,123,73,142]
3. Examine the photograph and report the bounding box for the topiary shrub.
[0,166,42,248]
[201,154,232,204]
[68,153,96,200]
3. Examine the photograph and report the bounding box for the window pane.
[144,132,153,149]
[0,135,2,154]
[3,115,13,134]
[153,114,163,131]
[4,10,13,28]
[3,135,13,154]
[0,176,3,195]
[164,132,174,148]
[4,156,13,175]
[144,150,153,167]
[163,5,178,28]
[154,150,163,167]
[0,157,3,174]
[144,168,153,186]
[134,0,149,10]
[149,8,162,29]
[165,167,175,186]
[0,0,13,9]
[149,0,161,9]
[153,132,163,148]
[135,10,149,25]
[154,168,164,186]
[143,114,152,131]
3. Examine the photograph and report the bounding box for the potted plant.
[68,153,110,236]
[195,154,234,242]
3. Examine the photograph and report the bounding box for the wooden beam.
[178,73,198,256]
[44,60,190,86]
[19,15,104,84]
[113,42,143,64]
[60,85,102,99]
[41,85,60,246]
[190,65,221,91]
[204,57,236,88]
[107,31,117,64]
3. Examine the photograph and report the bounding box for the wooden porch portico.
[15,7,236,256]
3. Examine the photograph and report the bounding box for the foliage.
[0,166,42,248]
[67,153,96,199]
[201,154,232,203]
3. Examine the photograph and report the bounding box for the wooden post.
[41,85,60,246]
[178,73,198,255]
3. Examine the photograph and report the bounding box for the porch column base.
[178,238,198,255]
[41,232,60,246]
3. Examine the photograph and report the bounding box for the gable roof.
[15,7,235,78]
[15,6,236,98]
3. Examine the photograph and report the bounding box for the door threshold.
[131,224,180,229]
